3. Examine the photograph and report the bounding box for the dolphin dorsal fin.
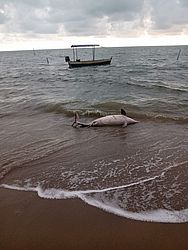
[121,109,126,116]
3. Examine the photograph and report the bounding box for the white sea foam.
[81,195,188,223]
[1,182,188,223]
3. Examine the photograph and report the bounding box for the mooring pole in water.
[177,49,181,60]
[46,57,49,65]
[33,48,36,56]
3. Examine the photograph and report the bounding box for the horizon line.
[0,44,187,53]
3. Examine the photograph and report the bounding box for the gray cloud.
[49,0,144,34]
[150,0,188,33]
[0,0,188,37]
[0,12,7,24]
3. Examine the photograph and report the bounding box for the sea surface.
[0,46,188,223]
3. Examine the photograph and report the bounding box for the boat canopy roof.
[71,44,100,48]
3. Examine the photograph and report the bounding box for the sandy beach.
[0,188,188,250]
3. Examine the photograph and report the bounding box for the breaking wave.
[1,182,188,224]
[35,101,188,124]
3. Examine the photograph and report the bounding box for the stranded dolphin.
[72,109,138,128]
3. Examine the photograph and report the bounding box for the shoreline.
[0,188,188,250]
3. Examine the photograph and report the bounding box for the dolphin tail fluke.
[72,112,79,127]
[72,112,90,128]
[75,112,79,123]
[75,112,86,127]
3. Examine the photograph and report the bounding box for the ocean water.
[0,46,188,223]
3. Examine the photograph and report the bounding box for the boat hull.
[68,58,112,68]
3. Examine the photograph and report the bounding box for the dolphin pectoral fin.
[121,109,127,116]
[122,121,128,128]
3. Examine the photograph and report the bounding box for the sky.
[0,0,188,51]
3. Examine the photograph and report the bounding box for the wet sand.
[0,188,188,250]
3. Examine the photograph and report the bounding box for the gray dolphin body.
[72,109,138,128]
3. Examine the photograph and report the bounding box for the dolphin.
[72,109,138,128]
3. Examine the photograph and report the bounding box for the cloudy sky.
[0,0,188,50]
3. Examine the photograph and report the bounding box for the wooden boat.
[65,44,112,68]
